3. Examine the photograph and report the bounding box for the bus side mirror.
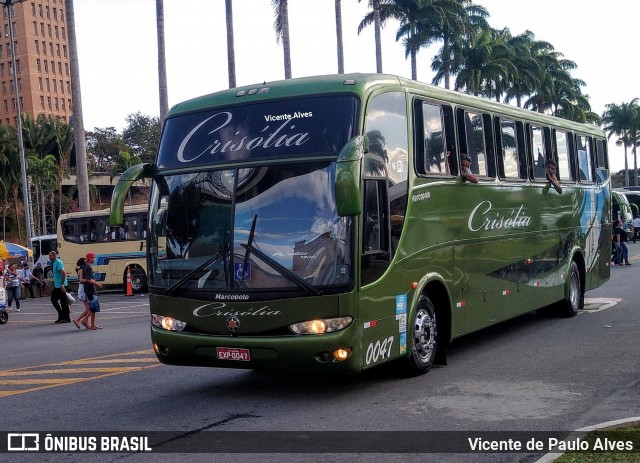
[335,136,365,217]
[110,163,155,226]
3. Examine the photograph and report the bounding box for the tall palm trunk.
[281,0,292,79]
[335,0,344,74]
[156,0,169,120]
[65,0,89,211]
[373,0,382,73]
[624,145,629,187]
[225,0,236,88]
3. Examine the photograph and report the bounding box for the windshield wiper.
[240,242,321,295]
[165,249,225,296]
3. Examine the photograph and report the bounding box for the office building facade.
[0,0,72,127]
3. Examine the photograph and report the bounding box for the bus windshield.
[149,161,353,296]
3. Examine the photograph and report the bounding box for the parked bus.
[30,234,57,278]
[611,190,633,239]
[58,205,148,293]
[110,73,611,375]
[621,188,640,218]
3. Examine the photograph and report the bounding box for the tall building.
[0,0,72,128]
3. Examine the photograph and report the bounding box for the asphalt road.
[1,246,639,463]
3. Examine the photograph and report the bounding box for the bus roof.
[167,73,605,138]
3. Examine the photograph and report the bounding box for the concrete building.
[0,0,72,127]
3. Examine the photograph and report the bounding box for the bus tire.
[128,268,148,294]
[560,260,583,317]
[0,310,7,324]
[403,295,438,376]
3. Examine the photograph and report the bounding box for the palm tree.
[427,0,489,90]
[335,0,344,74]
[225,0,236,87]
[0,124,19,239]
[503,31,543,108]
[602,99,639,187]
[156,0,169,120]
[65,0,90,211]
[27,154,58,234]
[271,0,292,79]
[357,0,384,73]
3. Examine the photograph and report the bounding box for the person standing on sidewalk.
[632,216,640,244]
[48,251,70,323]
[613,220,631,266]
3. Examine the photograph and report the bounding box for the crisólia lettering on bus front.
[177,111,310,163]
[193,302,281,318]
[468,201,532,232]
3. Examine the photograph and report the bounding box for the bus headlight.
[152,314,187,332]
[289,317,352,335]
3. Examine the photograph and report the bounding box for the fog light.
[153,342,160,354]
[333,347,352,362]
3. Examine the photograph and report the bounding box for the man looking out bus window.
[460,154,478,183]
[545,160,563,194]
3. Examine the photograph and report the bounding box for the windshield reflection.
[149,161,353,296]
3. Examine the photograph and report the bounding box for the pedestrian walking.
[48,251,71,323]
[4,263,20,312]
[632,216,640,244]
[78,253,103,330]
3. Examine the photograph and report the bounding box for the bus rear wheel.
[127,268,148,294]
[560,260,583,317]
[402,295,438,376]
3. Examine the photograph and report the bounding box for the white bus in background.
[31,234,57,278]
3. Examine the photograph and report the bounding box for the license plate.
[216,347,250,362]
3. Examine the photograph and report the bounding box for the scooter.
[0,287,7,324]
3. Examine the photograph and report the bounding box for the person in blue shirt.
[48,251,70,323]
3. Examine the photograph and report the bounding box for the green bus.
[110,73,611,375]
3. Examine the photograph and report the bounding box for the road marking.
[0,350,160,398]
[582,297,622,313]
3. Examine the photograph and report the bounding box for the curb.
[534,417,640,463]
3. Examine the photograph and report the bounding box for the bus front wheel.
[402,295,438,376]
[127,268,148,294]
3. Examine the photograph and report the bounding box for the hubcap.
[569,268,580,310]
[413,307,436,365]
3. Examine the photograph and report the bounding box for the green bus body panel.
[139,73,611,374]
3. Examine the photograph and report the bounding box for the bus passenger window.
[531,126,547,179]
[555,131,572,181]
[461,110,487,177]
[499,119,519,179]
[576,135,593,182]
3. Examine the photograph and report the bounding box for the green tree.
[0,124,19,239]
[122,112,161,164]
[86,127,129,172]
[27,154,59,234]
[602,99,639,187]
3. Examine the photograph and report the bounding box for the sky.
[73,0,639,172]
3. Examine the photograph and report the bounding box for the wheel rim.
[413,307,437,365]
[131,275,142,291]
[0,311,7,323]
[569,267,581,311]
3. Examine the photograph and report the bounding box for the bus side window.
[595,138,609,182]
[555,130,572,182]
[414,99,449,176]
[495,117,521,180]
[456,108,489,178]
[576,134,593,182]
[529,124,548,179]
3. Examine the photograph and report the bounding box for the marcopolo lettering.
[215,293,250,301]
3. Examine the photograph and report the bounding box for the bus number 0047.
[365,336,394,365]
